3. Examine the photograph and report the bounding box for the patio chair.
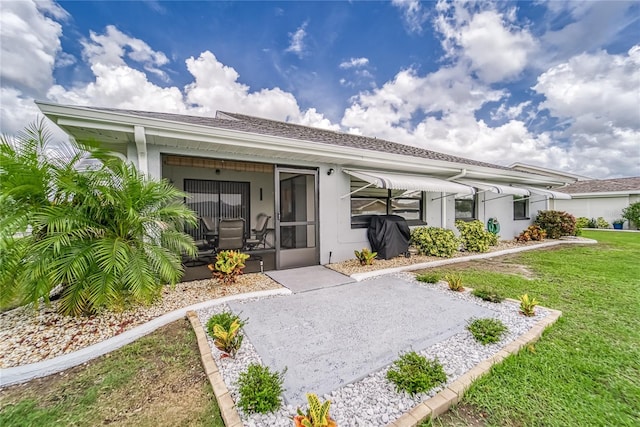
[245,213,271,249]
[217,218,246,251]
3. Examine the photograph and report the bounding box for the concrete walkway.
[228,276,493,405]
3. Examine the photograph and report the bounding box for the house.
[36,101,572,270]
[551,177,640,229]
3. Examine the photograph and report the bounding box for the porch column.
[134,125,148,176]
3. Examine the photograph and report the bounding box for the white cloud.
[339,57,369,69]
[0,0,66,95]
[285,22,308,57]
[392,0,428,34]
[491,101,532,121]
[82,25,170,81]
[435,3,536,83]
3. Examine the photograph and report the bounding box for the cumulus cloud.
[285,22,308,57]
[392,0,428,34]
[339,57,369,69]
[491,101,532,121]
[82,25,170,81]
[435,3,536,83]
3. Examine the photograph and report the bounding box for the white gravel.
[196,272,549,426]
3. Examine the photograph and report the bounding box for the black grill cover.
[367,215,411,259]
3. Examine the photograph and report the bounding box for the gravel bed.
[196,272,549,426]
[326,240,548,276]
[0,273,281,368]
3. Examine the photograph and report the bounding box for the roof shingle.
[560,177,640,194]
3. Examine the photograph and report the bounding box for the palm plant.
[0,121,198,316]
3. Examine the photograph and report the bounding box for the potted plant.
[612,219,624,230]
[293,393,337,427]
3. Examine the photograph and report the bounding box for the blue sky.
[1,0,639,178]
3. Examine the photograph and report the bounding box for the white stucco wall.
[138,144,558,266]
[554,196,632,229]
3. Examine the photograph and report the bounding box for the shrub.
[208,250,250,285]
[294,393,336,427]
[575,217,590,229]
[416,272,441,284]
[516,225,547,242]
[445,273,464,291]
[519,294,539,317]
[472,288,505,303]
[354,248,377,265]
[622,202,640,229]
[237,364,286,414]
[455,220,495,253]
[410,227,459,258]
[467,318,508,345]
[206,311,246,357]
[534,210,576,238]
[206,311,246,337]
[596,217,610,229]
[0,121,198,316]
[587,218,598,228]
[386,351,447,396]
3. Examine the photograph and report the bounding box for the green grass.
[428,231,640,426]
[0,320,224,427]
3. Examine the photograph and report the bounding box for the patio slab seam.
[0,288,291,388]
[350,238,597,281]
[386,305,563,427]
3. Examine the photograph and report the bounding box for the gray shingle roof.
[560,177,640,194]
[91,106,513,171]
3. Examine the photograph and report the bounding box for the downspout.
[134,125,148,176]
[441,169,467,228]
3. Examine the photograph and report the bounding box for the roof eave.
[36,101,567,186]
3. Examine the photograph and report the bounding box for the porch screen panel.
[184,179,250,240]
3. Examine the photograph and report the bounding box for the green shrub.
[237,364,286,414]
[575,217,590,229]
[208,250,250,285]
[622,202,640,229]
[467,318,508,345]
[455,220,496,252]
[472,288,505,303]
[206,311,246,357]
[386,351,446,396]
[519,294,539,317]
[0,121,198,316]
[534,210,576,238]
[516,225,546,242]
[587,218,598,228]
[354,248,377,265]
[444,273,464,291]
[596,217,610,229]
[206,311,246,337]
[416,272,441,283]
[410,227,459,258]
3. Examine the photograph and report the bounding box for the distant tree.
[0,121,197,316]
[622,202,640,229]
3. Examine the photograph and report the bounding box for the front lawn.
[426,230,640,426]
[0,320,224,427]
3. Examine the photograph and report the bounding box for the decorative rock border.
[350,238,596,282]
[386,303,562,427]
[187,297,561,427]
[0,288,291,388]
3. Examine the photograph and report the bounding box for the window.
[513,195,529,220]
[183,179,250,239]
[350,178,424,228]
[455,194,476,220]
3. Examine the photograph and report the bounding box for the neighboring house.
[37,102,572,270]
[551,178,640,229]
